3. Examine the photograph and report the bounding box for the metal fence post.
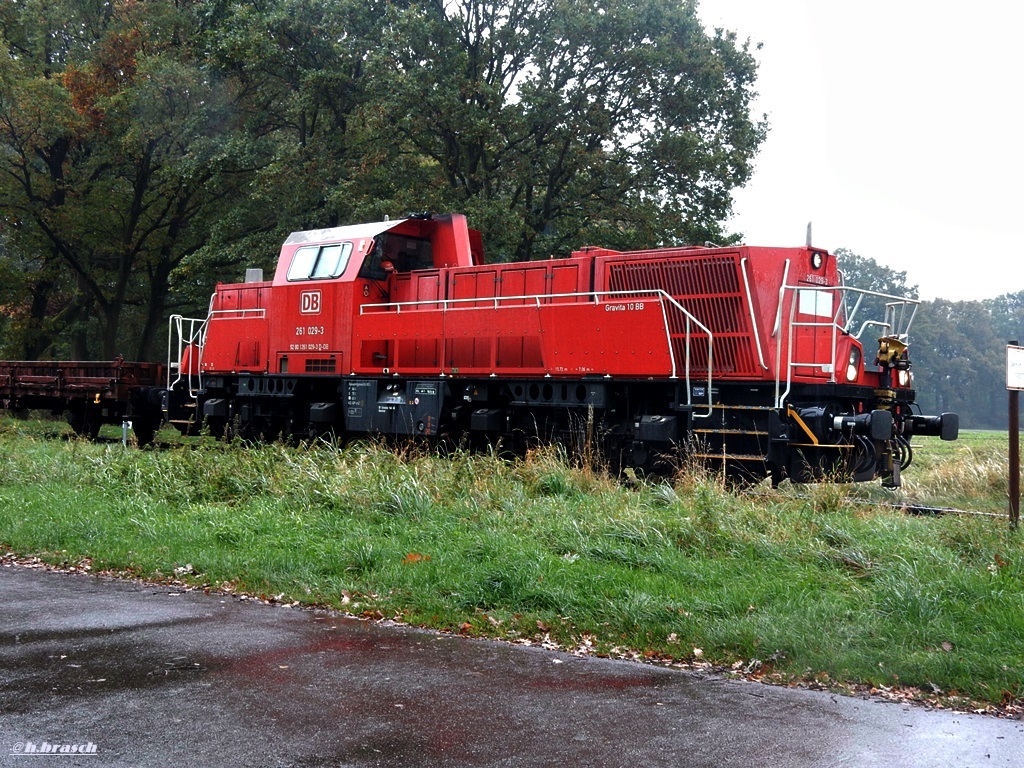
[1010,340,1021,531]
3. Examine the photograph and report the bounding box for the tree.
[0,0,767,360]
[365,0,766,261]
[989,290,1024,344]
[911,299,1005,428]
[0,0,265,359]
[0,0,87,358]
[138,0,393,312]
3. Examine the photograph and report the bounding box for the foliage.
[367,0,766,261]
[0,0,766,360]
[905,294,1023,429]
[0,0,268,360]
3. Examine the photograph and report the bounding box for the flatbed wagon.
[0,357,165,444]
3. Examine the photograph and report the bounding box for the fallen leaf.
[402,553,430,564]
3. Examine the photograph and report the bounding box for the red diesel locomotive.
[160,212,956,486]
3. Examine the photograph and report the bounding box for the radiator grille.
[606,255,760,377]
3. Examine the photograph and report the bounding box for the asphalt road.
[1,565,1021,767]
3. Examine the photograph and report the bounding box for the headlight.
[897,369,910,387]
[846,346,861,382]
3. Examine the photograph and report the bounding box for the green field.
[0,418,1021,713]
[892,429,1012,514]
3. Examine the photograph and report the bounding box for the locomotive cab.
[261,213,483,378]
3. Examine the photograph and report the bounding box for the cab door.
[790,278,841,381]
[272,242,353,376]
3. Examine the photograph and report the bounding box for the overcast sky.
[697,0,1023,301]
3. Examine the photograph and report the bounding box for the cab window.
[287,243,352,280]
[798,289,835,318]
[359,234,433,280]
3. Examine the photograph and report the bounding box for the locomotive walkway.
[1,566,1020,767]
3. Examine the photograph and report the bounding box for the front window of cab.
[287,243,352,280]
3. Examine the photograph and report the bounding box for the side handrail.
[167,308,211,399]
[884,300,918,340]
[772,259,791,338]
[208,307,267,320]
[839,285,921,338]
[362,288,714,416]
[362,288,706,319]
[854,319,892,339]
[740,257,769,370]
[657,292,715,418]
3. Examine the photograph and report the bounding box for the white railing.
[774,283,921,407]
[167,293,269,398]
[361,289,715,416]
[167,314,209,398]
[167,292,218,398]
[740,257,769,371]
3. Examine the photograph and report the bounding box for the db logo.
[300,290,322,315]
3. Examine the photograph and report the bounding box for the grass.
[899,430,1013,513]
[0,418,1021,711]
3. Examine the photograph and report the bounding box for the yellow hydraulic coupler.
[875,336,908,368]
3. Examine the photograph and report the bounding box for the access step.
[692,452,769,462]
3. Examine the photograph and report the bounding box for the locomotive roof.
[283,219,409,246]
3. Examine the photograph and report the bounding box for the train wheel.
[203,417,227,439]
[67,407,102,440]
[132,419,159,446]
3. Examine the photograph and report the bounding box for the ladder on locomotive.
[690,404,776,466]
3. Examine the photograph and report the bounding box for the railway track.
[743,490,1006,520]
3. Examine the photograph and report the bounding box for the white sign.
[1008,345,1024,391]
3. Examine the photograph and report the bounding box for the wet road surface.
[1,566,1021,767]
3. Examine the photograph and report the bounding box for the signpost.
[1008,342,1023,530]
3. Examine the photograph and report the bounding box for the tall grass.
[897,430,1014,513]
[0,420,1021,708]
